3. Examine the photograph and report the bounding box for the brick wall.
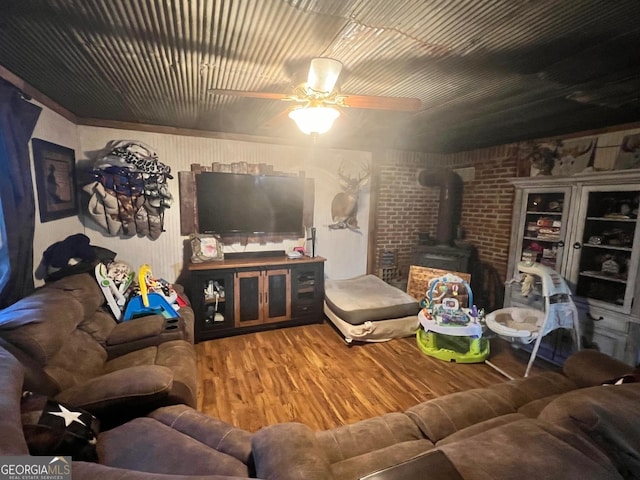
[373,144,519,290]
[373,150,443,279]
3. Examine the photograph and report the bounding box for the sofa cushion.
[436,413,527,446]
[539,383,640,479]
[155,340,197,407]
[252,422,333,480]
[439,419,623,480]
[97,417,251,477]
[405,388,515,442]
[487,371,577,411]
[516,394,563,418]
[53,365,173,413]
[43,273,105,314]
[359,450,463,480]
[42,329,108,391]
[78,309,116,347]
[0,291,86,363]
[316,413,426,464]
[331,439,434,480]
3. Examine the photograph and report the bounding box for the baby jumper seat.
[485,261,581,377]
[416,272,489,363]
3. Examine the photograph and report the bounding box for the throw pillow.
[21,392,100,462]
[603,372,640,385]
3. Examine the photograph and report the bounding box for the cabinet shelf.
[523,236,561,242]
[586,217,636,222]
[526,211,562,216]
[579,271,628,284]
[583,244,632,252]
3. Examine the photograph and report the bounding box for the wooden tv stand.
[188,256,326,342]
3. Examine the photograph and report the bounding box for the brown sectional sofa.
[251,350,639,480]
[2,342,638,479]
[1,273,640,479]
[0,273,197,427]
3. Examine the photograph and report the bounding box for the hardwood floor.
[195,322,560,432]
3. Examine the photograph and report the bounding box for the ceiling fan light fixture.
[308,57,343,94]
[288,105,340,135]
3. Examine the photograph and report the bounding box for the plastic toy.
[122,264,179,321]
[416,273,490,363]
[95,262,134,321]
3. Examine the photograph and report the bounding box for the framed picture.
[32,138,78,222]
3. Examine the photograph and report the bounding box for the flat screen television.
[196,172,305,236]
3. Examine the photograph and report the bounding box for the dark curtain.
[0,79,42,308]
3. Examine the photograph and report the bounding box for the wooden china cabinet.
[504,170,640,365]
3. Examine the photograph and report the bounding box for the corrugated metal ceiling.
[0,0,638,152]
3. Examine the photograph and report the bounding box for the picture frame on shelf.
[32,138,78,223]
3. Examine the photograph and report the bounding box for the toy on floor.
[416,272,490,363]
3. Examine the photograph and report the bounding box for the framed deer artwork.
[329,158,371,230]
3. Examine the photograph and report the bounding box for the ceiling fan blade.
[342,94,422,112]
[208,89,286,100]
[307,58,343,94]
[260,108,293,131]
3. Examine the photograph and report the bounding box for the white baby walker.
[485,261,581,377]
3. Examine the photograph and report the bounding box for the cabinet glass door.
[264,269,290,322]
[517,188,571,273]
[235,271,263,326]
[569,185,640,313]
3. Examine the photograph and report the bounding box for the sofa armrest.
[53,365,173,419]
[106,315,191,358]
[149,405,253,464]
[107,315,167,345]
[252,422,333,480]
[0,347,29,455]
[563,349,634,388]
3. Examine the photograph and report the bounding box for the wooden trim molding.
[0,66,77,123]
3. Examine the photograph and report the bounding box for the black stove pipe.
[418,169,463,245]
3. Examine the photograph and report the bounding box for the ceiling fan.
[208,58,422,135]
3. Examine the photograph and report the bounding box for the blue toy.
[122,264,179,321]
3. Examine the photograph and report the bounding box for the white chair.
[485,261,581,377]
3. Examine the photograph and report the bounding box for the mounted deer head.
[329,159,371,230]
